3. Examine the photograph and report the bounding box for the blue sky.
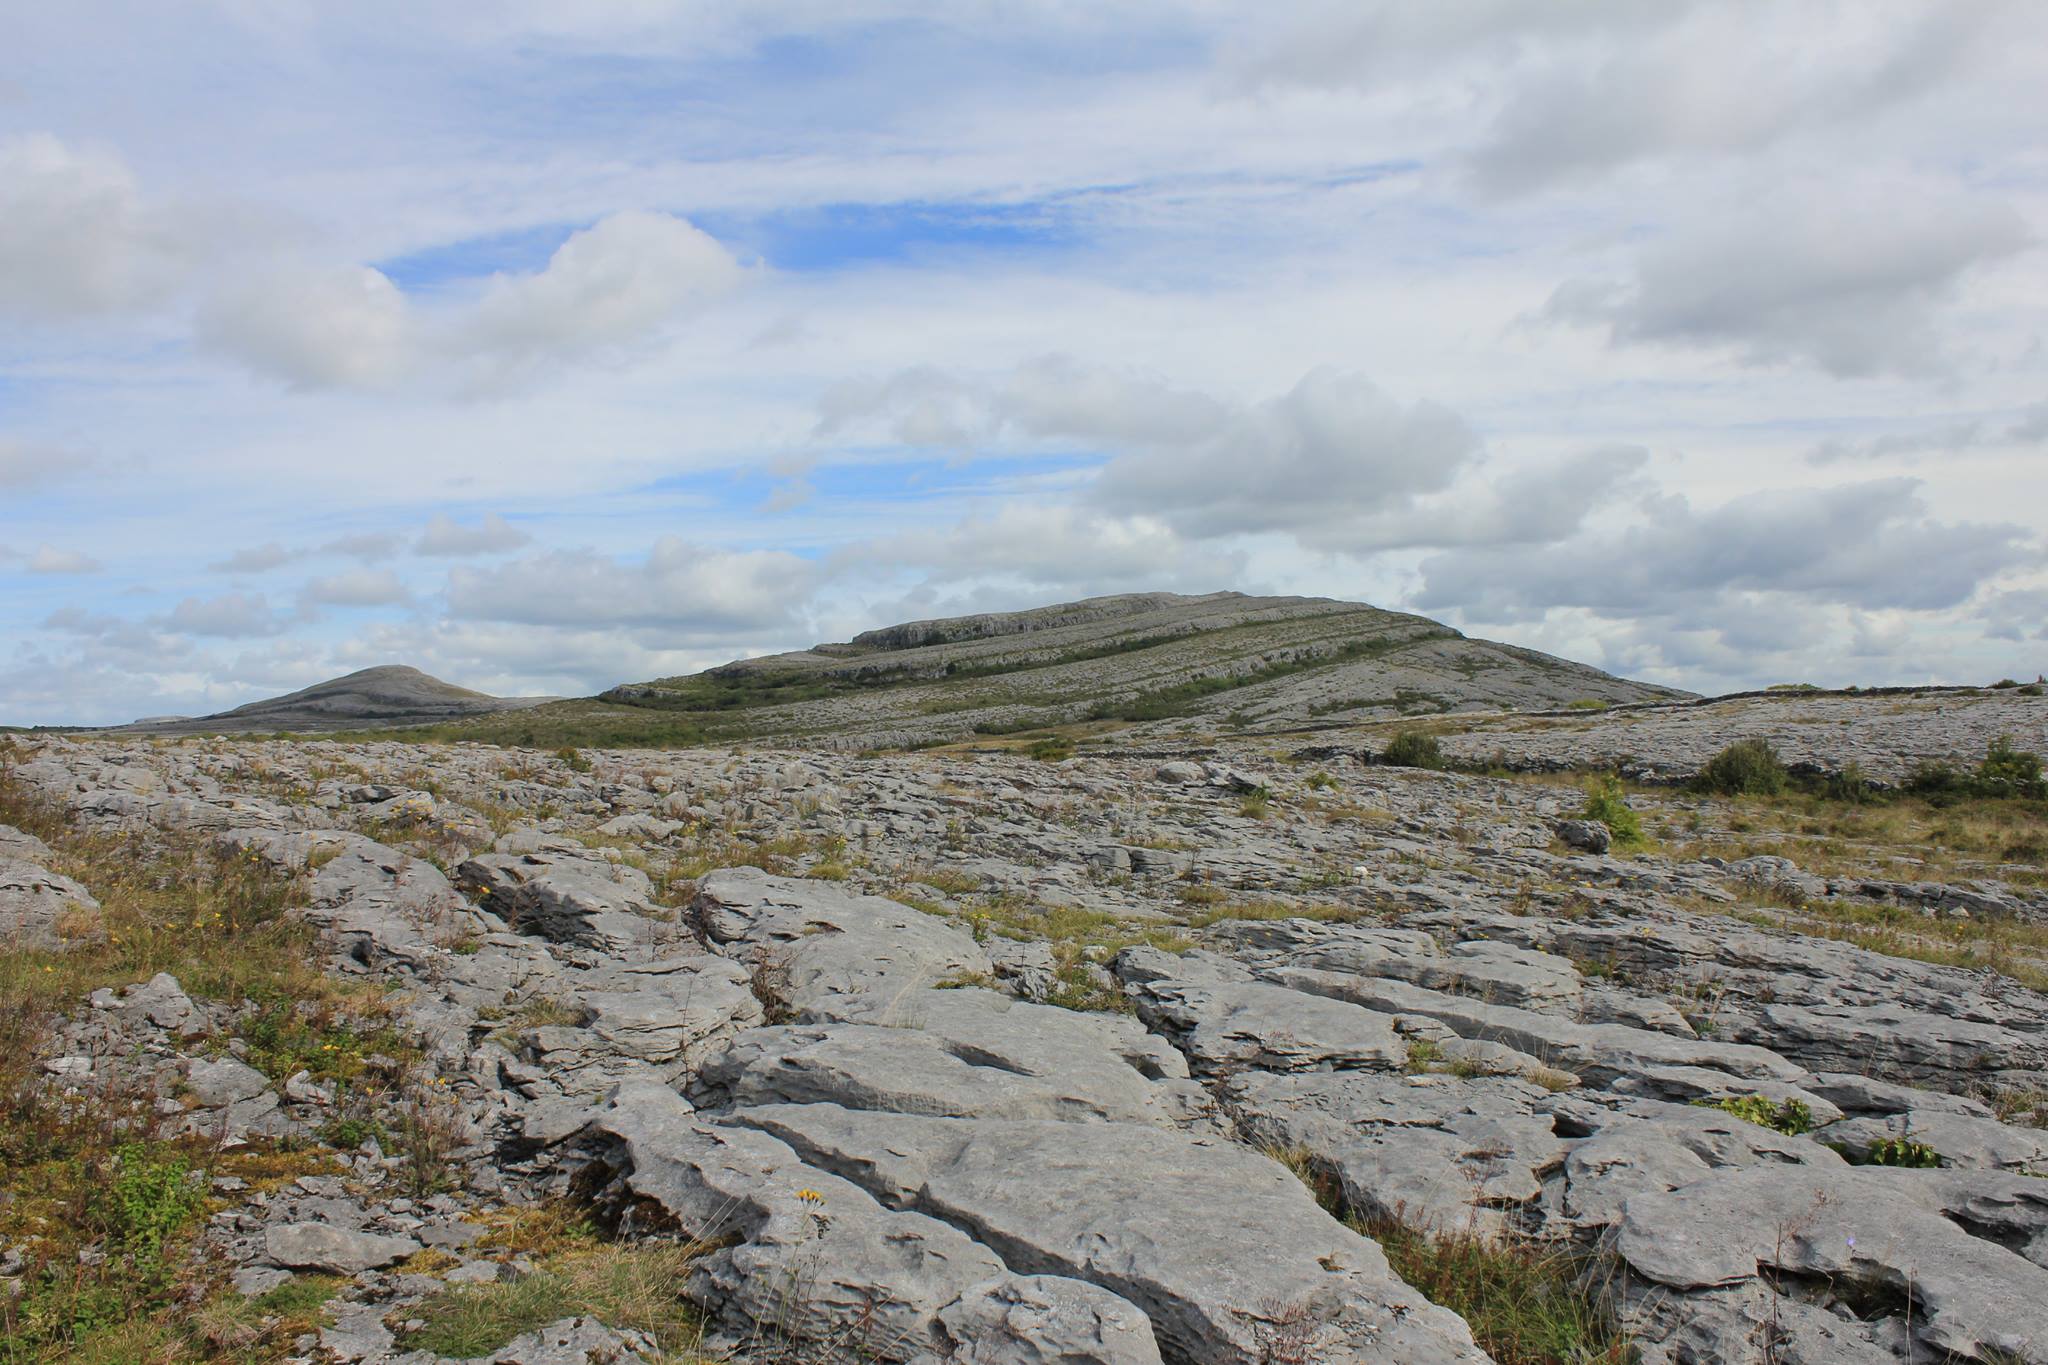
[3,1,2047,724]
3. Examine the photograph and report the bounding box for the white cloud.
[0,439,98,491]
[209,542,301,573]
[164,591,290,638]
[445,538,815,633]
[459,210,744,377]
[1415,478,2037,623]
[0,134,191,320]
[1542,187,2031,377]
[28,546,104,575]
[414,513,530,557]
[300,568,411,607]
[200,263,412,389]
[195,210,744,391]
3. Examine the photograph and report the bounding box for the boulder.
[0,856,100,950]
[264,1222,420,1273]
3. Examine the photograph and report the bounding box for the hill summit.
[557,591,1684,749]
[119,665,552,735]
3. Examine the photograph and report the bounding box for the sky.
[3,1,2047,726]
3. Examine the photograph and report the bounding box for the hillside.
[441,591,1685,750]
[115,665,553,735]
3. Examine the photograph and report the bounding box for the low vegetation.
[1381,730,1446,770]
[1578,778,1647,851]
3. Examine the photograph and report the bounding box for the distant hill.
[116,665,554,735]
[428,591,1688,750]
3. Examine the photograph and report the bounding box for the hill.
[116,665,553,735]
[430,591,1686,750]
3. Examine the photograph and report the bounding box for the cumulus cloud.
[1542,188,2031,377]
[414,513,530,557]
[850,503,1246,591]
[0,438,99,491]
[0,134,193,320]
[1091,369,1479,538]
[445,539,815,633]
[199,211,744,391]
[209,542,301,574]
[1807,401,2048,464]
[27,546,103,575]
[1465,3,1999,195]
[300,568,411,607]
[820,361,1524,549]
[200,263,413,388]
[459,210,743,376]
[164,592,290,638]
[1415,478,2036,624]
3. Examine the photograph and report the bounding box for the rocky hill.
[466,591,1684,750]
[115,665,553,735]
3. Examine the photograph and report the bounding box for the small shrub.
[1239,788,1271,819]
[1305,770,1338,790]
[1700,1095,1812,1136]
[1026,737,1074,763]
[1564,698,1609,712]
[1578,779,1646,851]
[1694,739,1788,797]
[553,746,593,773]
[1382,730,1445,770]
[1977,735,2045,800]
[106,1143,206,1270]
[1860,1135,1941,1168]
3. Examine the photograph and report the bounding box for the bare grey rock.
[265,1222,420,1273]
[736,1103,1491,1364]
[936,1275,1164,1365]
[0,855,98,950]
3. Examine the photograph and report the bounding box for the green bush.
[1861,1136,1941,1168]
[1976,735,2045,799]
[1700,1095,1812,1136]
[106,1144,205,1270]
[1908,735,2044,802]
[1694,739,1788,797]
[1026,736,1074,762]
[1382,730,1445,770]
[1578,779,1645,851]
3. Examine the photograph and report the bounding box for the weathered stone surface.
[1556,819,1611,854]
[695,988,1199,1126]
[1265,966,1804,1087]
[1228,1071,1566,1236]
[264,1222,420,1273]
[1612,1165,2048,1362]
[935,1275,1165,1365]
[691,869,993,1024]
[458,849,665,952]
[1125,969,1406,1076]
[586,1082,1011,1358]
[0,855,99,950]
[736,1103,1491,1364]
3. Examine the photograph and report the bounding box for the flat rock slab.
[1127,975,1406,1076]
[1227,1071,1566,1236]
[265,1222,420,1273]
[733,1103,1491,1365]
[692,868,993,1024]
[695,987,1200,1127]
[1613,1165,2048,1362]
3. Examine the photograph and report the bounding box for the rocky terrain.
[2,686,2046,1363]
[411,593,1684,751]
[108,666,553,736]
